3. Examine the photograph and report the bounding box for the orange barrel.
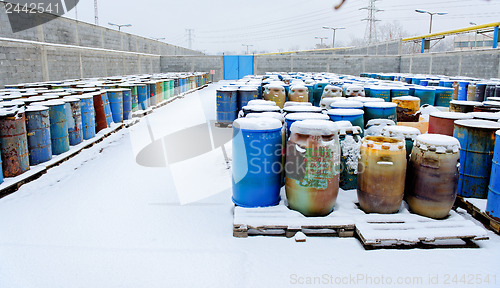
[357,136,407,213]
[428,112,473,136]
[92,91,108,133]
[392,96,421,122]
[449,100,482,113]
[0,108,30,177]
[288,85,309,102]
[406,134,461,219]
[285,120,341,216]
[452,81,459,100]
[263,83,286,108]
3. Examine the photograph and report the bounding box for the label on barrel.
[300,146,340,189]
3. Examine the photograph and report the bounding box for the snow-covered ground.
[0,82,499,288]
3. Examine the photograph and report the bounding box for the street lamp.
[242,44,254,54]
[415,10,447,34]
[322,26,345,48]
[315,36,328,47]
[108,22,132,31]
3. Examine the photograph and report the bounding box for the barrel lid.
[246,112,285,123]
[330,100,363,108]
[487,97,500,102]
[285,112,330,121]
[26,105,49,112]
[364,102,397,108]
[23,96,47,103]
[327,108,364,116]
[290,119,338,136]
[290,84,308,90]
[382,125,421,140]
[362,136,405,151]
[430,112,473,120]
[455,119,500,130]
[283,106,322,113]
[106,88,125,92]
[469,112,500,121]
[350,97,385,103]
[435,87,455,91]
[369,86,390,91]
[62,96,80,103]
[415,86,435,91]
[242,105,281,113]
[392,96,420,101]
[390,87,410,91]
[0,95,22,100]
[415,134,460,153]
[247,99,276,106]
[238,86,259,92]
[77,93,95,100]
[217,87,238,92]
[283,102,312,108]
[450,100,482,106]
[34,100,65,107]
[366,119,396,127]
[233,117,282,131]
[0,102,22,108]
[266,83,285,90]
[483,101,500,107]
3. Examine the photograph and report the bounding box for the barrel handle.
[377,161,394,166]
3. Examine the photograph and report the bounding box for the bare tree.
[378,21,409,42]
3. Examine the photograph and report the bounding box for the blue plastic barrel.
[62,97,83,146]
[439,80,454,88]
[364,86,371,97]
[390,87,409,99]
[121,88,132,120]
[414,87,436,105]
[107,89,124,123]
[25,106,52,165]
[434,87,454,107]
[487,130,500,221]
[232,117,283,207]
[420,80,429,86]
[454,120,500,199]
[237,87,259,111]
[38,100,70,156]
[216,87,238,124]
[0,108,30,177]
[313,82,329,106]
[412,78,424,85]
[305,84,314,103]
[147,82,157,107]
[363,102,397,125]
[369,87,391,102]
[136,84,148,110]
[458,81,469,101]
[77,94,95,140]
[101,92,113,126]
[328,109,364,130]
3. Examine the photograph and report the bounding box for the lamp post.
[242,44,254,54]
[108,22,132,31]
[322,26,345,48]
[415,10,447,34]
[315,36,328,47]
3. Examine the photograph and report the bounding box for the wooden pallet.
[355,210,489,250]
[233,202,356,238]
[455,196,500,234]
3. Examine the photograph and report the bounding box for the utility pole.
[94,0,98,25]
[186,29,194,49]
[323,26,345,48]
[360,0,382,44]
[315,37,328,47]
[242,44,254,54]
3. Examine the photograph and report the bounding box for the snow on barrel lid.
[330,100,363,108]
[382,125,421,140]
[392,96,420,101]
[0,107,23,117]
[267,83,285,90]
[283,106,322,113]
[25,105,49,112]
[363,102,397,108]
[246,112,285,123]
[366,119,396,127]
[450,100,482,106]
[284,102,312,108]
[327,108,364,116]
[285,112,330,121]
[62,96,80,103]
[247,99,276,106]
[242,105,281,112]
[34,100,65,106]
[77,93,94,99]
[430,111,472,120]
[238,86,259,91]
[217,86,238,92]
[415,134,460,153]
[334,120,353,129]
[482,101,500,107]
[454,119,500,130]
[470,112,500,121]
[233,117,282,131]
[487,97,500,102]
[290,119,338,136]
[350,97,385,103]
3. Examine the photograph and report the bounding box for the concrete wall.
[0,4,200,86]
[161,56,224,82]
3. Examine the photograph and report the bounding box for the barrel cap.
[382,125,421,140]
[238,86,259,92]
[415,134,460,153]
[283,106,322,113]
[233,117,282,131]
[285,112,330,121]
[246,112,284,123]
[290,119,338,136]
[327,108,364,116]
[364,102,397,108]
[483,101,500,107]
[217,86,238,92]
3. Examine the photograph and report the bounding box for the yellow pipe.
[402,22,500,42]
[254,47,351,56]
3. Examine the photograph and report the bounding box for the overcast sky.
[67,0,499,54]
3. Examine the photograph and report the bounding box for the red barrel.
[92,91,108,133]
[428,112,473,136]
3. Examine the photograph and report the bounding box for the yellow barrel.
[357,136,407,213]
[392,96,421,122]
[264,84,286,108]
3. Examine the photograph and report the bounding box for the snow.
[382,126,421,140]
[285,112,330,121]
[290,119,338,136]
[454,119,500,129]
[341,135,361,172]
[246,99,276,106]
[362,136,405,151]
[242,105,281,113]
[246,112,285,123]
[233,117,282,131]
[25,105,49,112]
[430,111,473,120]
[364,102,397,108]
[415,134,461,153]
[283,101,312,107]
[330,100,363,109]
[0,81,499,288]
[483,101,500,107]
[34,100,65,107]
[283,106,322,113]
[470,112,500,121]
[450,100,482,106]
[392,96,420,101]
[327,108,364,116]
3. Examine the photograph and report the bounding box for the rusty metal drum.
[406,134,461,219]
[428,112,473,136]
[0,108,30,177]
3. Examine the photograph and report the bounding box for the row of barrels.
[0,72,210,184]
